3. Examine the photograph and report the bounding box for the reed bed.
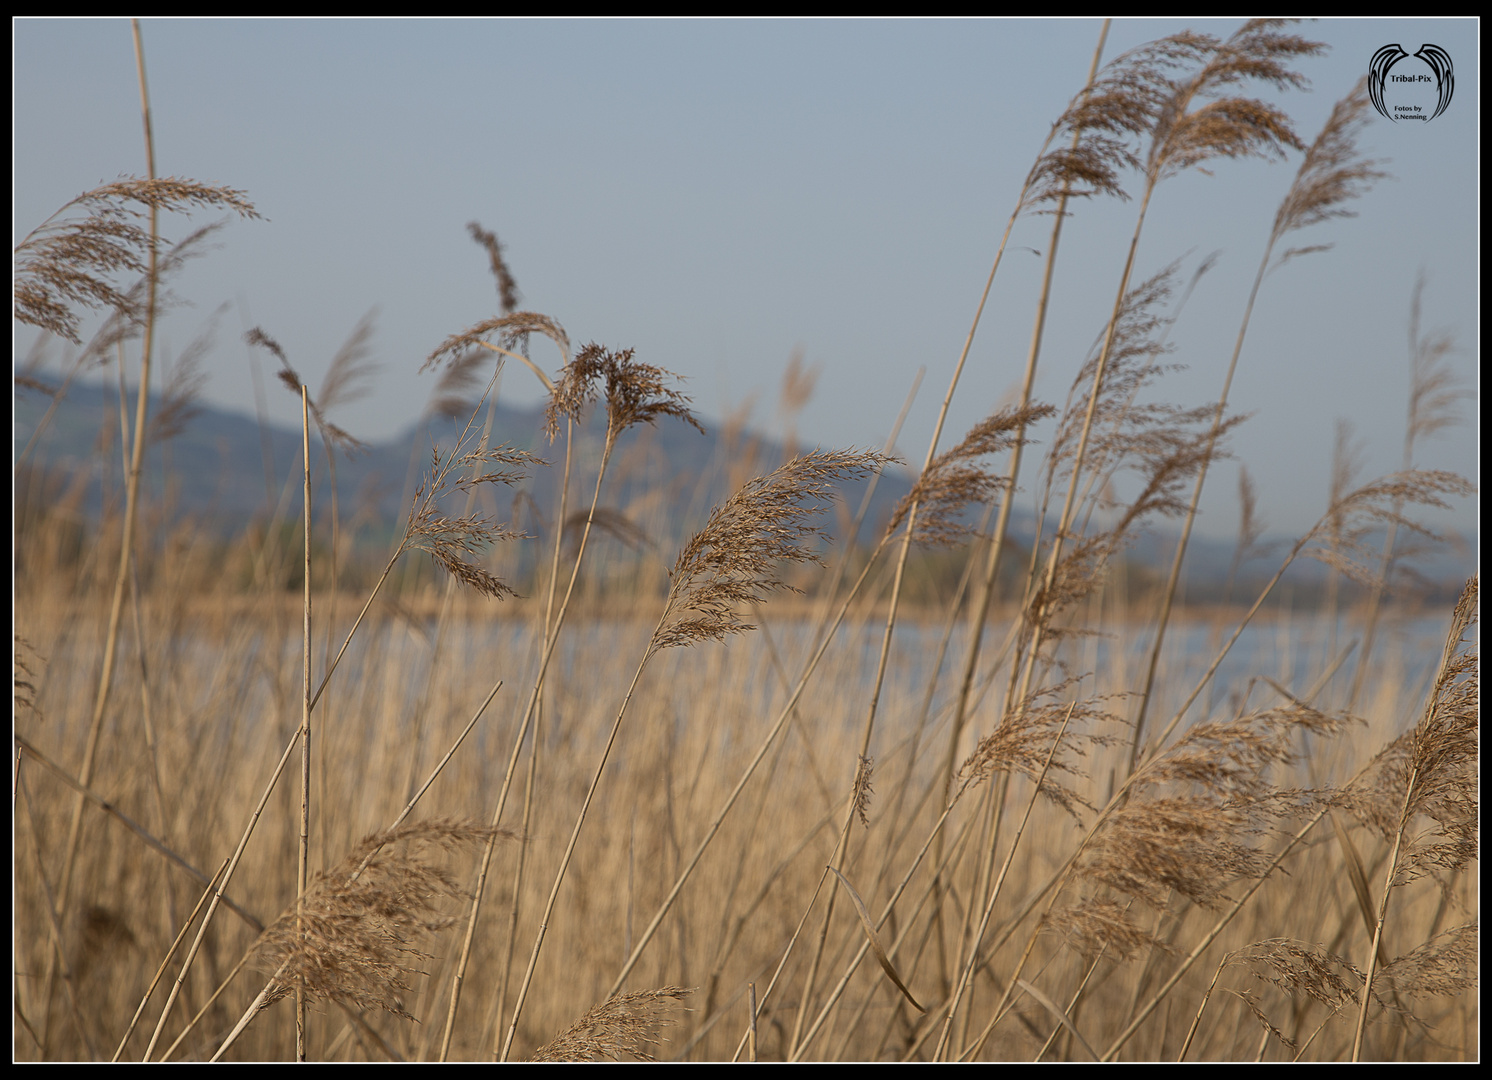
[14,19,1476,1062]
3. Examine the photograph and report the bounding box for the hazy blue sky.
[14,18,1479,547]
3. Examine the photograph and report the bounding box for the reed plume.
[251,821,501,1021]
[547,342,705,444]
[1132,76,1388,767]
[244,328,366,456]
[1270,79,1386,260]
[531,987,694,1062]
[424,311,571,391]
[959,686,1119,819]
[14,176,260,345]
[146,310,218,445]
[652,449,886,651]
[886,405,1055,550]
[1338,577,1478,885]
[466,220,521,315]
[500,447,885,1059]
[406,443,538,600]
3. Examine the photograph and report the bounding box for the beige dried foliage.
[14,176,260,344]
[1048,261,1186,483]
[1076,704,1353,912]
[14,635,43,720]
[15,374,57,398]
[562,507,651,557]
[1324,419,1366,555]
[254,820,505,1020]
[423,311,570,374]
[139,310,221,447]
[318,308,381,416]
[425,346,491,421]
[779,346,819,417]
[530,986,694,1062]
[407,443,539,600]
[1034,408,1245,643]
[852,755,875,829]
[650,449,888,651]
[1234,986,1301,1052]
[147,311,219,445]
[466,220,520,315]
[1406,275,1465,446]
[1228,466,1268,572]
[1272,78,1387,263]
[1230,939,1365,1012]
[59,222,230,368]
[244,327,366,456]
[960,686,1121,818]
[1045,896,1162,962]
[545,342,705,444]
[1028,32,1215,209]
[1145,20,1322,182]
[1337,578,1477,884]
[1046,260,1218,527]
[1021,258,1255,649]
[1379,923,1478,999]
[1227,925,1475,1039]
[887,403,1055,547]
[1035,21,1321,213]
[1301,472,1475,587]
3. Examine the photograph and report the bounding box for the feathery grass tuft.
[1064,703,1354,945]
[423,311,570,377]
[1272,78,1388,263]
[887,404,1055,547]
[546,342,705,444]
[406,444,539,600]
[254,820,507,1020]
[851,756,874,829]
[1338,577,1478,884]
[244,328,366,455]
[651,449,888,650]
[531,987,694,1062]
[14,177,259,344]
[466,220,521,314]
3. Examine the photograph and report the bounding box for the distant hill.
[14,377,917,557]
[15,379,1474,600]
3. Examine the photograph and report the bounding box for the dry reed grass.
[530,986,693,1062]
[252,821,503,1021]
[13,18,1475,1064]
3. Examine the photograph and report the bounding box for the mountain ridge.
[15,378,1475,593]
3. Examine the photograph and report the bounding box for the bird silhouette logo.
[1369,44,1454,123]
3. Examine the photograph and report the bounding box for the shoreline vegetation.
[10,588,1470,627]
[15,20,1476,1062]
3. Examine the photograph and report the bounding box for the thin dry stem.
[424,311,571,375]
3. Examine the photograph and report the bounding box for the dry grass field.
[14,20,1476,1062]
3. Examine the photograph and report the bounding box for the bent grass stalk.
[944,18,1111,800]
[500,449,884,1059]
[1129,78,1386,773]
[43,29,159,1049]
[16,20,1477,1063]
[154,682,501,1061]
[934,705,1076,1060]
[139,377,526,1060]
[449,344,703,1056]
